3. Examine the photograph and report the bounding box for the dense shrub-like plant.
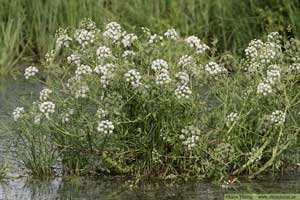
[13,19,300,182]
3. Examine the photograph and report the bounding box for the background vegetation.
[0,0,300,76]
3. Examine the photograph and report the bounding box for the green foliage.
[0,161,8,179]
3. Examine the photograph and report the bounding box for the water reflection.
[1,174,300,200]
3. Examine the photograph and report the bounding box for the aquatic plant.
[13,19,300,182]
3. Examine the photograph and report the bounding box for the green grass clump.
[1,0,300,75]
[0,161,8,179]
[11,20,300,182]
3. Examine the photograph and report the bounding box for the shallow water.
[1,78,300,200]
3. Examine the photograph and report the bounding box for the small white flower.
[96,108,108,120]
[124,69,142,89]
[97,120,114,135]
[185,36,201,48]
[39,101,55,118]
[55,28,72,49]
[24,66,38,79]
[122,50,135,58]
[265,65,281,85]
[40,88,52,101]
[155,69,171,85]
[180,125,201,151]
[257,82,272,96]
[164,28,178,40]
[12,107,25,121]
[289,63,300,71]
[103,22,122,43]
[94,63,116,88]
[178,55,194,68]
[270,110,285,125]
[75,83,90,98]
[61,109,75,124]
[148,34,163,44]
[204,62,227,79]
[175,72,189,85]
[96,45,112,60]
[185,36,209,54]
[151,59,168,72]
[75,64,92,76]
[226,112,239,126]
[67,54,81,66]
[74,29,95,48]
[121,33,138,47]
[45,50,55,63]
[175,85,192,99]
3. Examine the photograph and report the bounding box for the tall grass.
[0,0,300,75]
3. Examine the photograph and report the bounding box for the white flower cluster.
[94,63,116,88]
[79,18,96,31]
[96,45,113,60]
[155,69,171,85]
[74,29,95,48]
[245,39,264,62]
[270,110,285,125]
[122,50,135,58]
[96,108,108,120]
[175,72,189,85]
[185,36,209,54]
[40,88,52,101]
[12,107,25,122]
[24,66,39,79]
[178,55,194,69]
[267,32,282,44]
[289,63,300,72]
[175,85,192,99]
[67,54,81,66]
[204,62,228,80]
[97,120,114,135]
[164,28,178,40]
[121,33,138,47]
[103,22,122,43]
[179,125,201,151]
[75,64,92,77]
[265,65,281,85]
[148,34,163,44]
[55,28,72,49]
[245,37,281,65]
[151,59,171,85]
[45,50,55,63]
[76,83,89,98]
[257,82,272,96]
[259,42,280,65]
[124,69,142,88]
[226,112,239,126]
[61,109,74,124]
[151,59,168,71]
[67,76,90,98]
[175,72,192,99]
[39,101,55,118]
[151,148,161,164]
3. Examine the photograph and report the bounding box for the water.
[1,78,300,200]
